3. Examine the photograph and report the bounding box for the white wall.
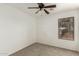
[76,9,79,51]
[0,4,36,55]
[37,9,79,51]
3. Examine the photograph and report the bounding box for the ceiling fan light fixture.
[28,3,56,15]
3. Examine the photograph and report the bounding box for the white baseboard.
[8,42,36,56]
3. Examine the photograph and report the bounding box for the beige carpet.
[10,43,79,56]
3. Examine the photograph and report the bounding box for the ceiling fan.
[28,3,56,14]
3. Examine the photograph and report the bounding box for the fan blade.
[44,9,49,14]
[44,5,56,8]
[35,10,40,14]
[28,7,39,9]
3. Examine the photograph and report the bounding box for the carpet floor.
[10,43,79,56]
